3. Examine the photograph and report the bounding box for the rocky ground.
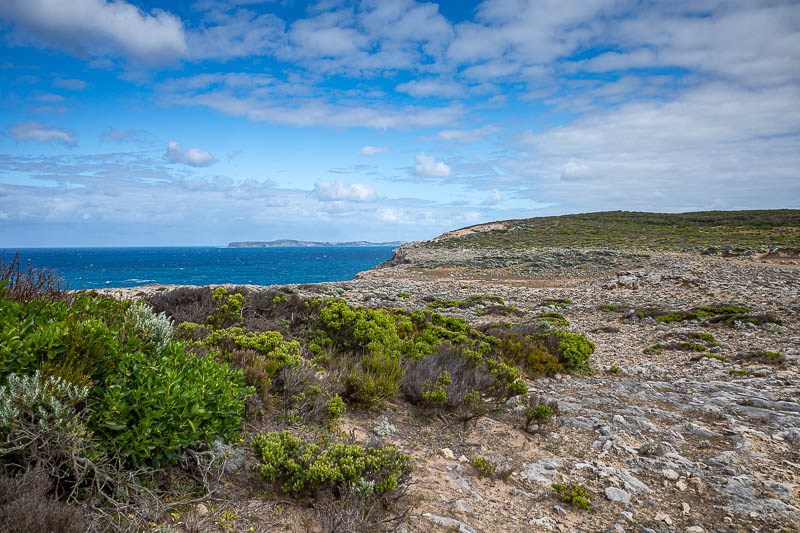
[99,244,800,533]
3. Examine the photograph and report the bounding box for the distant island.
[227,239,403,248]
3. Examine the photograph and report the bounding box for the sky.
[0,0,798,246]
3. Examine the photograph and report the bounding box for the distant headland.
[227,239,403,248]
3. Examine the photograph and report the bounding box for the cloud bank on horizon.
[0,0,798,246]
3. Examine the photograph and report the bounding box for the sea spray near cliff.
[6,246,396,289]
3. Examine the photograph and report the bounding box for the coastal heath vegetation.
[0,248,596,531]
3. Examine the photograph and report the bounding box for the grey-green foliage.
[126,301,174,354]
[0,371,89,430]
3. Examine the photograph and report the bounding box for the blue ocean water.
[3,247,396,289]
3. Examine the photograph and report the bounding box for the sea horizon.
[3,246,396,290]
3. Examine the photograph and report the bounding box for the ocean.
[3,246,397,290]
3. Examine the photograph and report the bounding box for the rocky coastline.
[96,236,800,533]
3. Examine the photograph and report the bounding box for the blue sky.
[0,0,798,246]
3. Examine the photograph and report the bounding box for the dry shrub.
[0,468,85,533]
[241,289,311,333]
[402,344,498,422]
[275,363,345,425]
[230,348,279,403]
[0,251,70,303]
[314,480,412,533]
[146,286,215,325]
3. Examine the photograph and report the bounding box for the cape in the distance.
[227,239,403,248]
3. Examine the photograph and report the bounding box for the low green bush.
[537,312,569,327]
[91,342,252,467]
[206,287,244,330]
[253,431,411,495]
[552,482,590,510]
[530,330,594,372]
[472,456,495,477]
[344,351,403,407]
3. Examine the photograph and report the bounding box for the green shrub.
[688,332,717,344]
[697,305,749,314]
[679,342,708,352]
[531,330,594,372]
[421,371,451,407]
[495,333,563,376]
[701,353,726,361]
[344,351,403,408]
[552,483,590,510]
[643,344,663,355]
[0,371,88,433]
[537,312,569,327]
[519,395,560,433]
[206,287,243,330]
[253,431,411,495]
[0,294,123,385]
[91,342,252,467]
[472,456,495,477]
[125,301,173,354]
[326,394,346,420]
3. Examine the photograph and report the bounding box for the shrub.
[0,371,89,433]
[253,431,412,495]
[0,251,68,303]
[471,456,495,478]
[526,330,594,373]
[0,294,124,386]
[206,287,244,330]
[537,312,569,327]
[276,363,345,425]
[421,371,451,407]
[344,351,403,408]
[91,342,252,467]
[0,469,85,533]
[241,289,310,333]
[125,301,173,354]
[146,286,215,325]
[552,483,590,510]
[494,333,563,376]
[519,394,560,433]
[402,343,526,423]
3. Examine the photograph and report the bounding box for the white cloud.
[396,78,464,98]
[186,9,284,61]
[358,145,390,156]
[560,161,592,182]
[164,141,216,167]
[7,121,77,146]
[414,152,451,178]
[511,82,800,211]
[0,0,188,64]
[313,180,376,202]
[36,93,65,103]
[53,77,88,90]
[161,77,464,129]
[482,188,502,205]
[436,125,501,144]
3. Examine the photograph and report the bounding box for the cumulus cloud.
[560,162,592,182]
[414,152,451,178]
[358,145,390,156]
[164,141,216,167]
[0,0,188,64]
[313,180,376,202]
[7,121,77,146]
